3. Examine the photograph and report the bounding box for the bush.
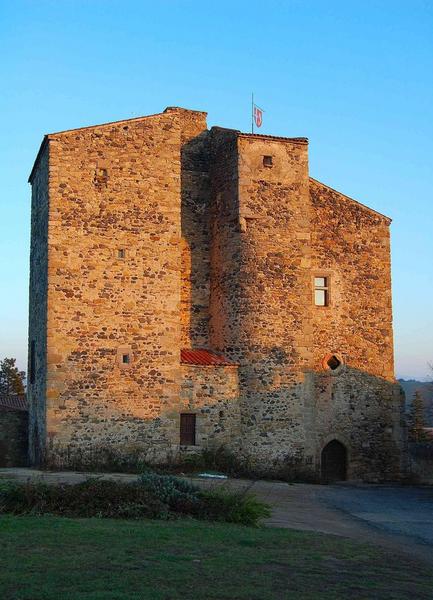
[198,446,245,476]
[0,475,270,526]
[46,444,154,474]
[193,488,271,526]
[138,472,201,513]
[0,479,166,519]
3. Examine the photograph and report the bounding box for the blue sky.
[0,0,432,379]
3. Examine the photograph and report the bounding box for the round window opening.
[327,355,341,370]
[323,353,344,372]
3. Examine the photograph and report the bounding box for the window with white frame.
[314,276,329,306]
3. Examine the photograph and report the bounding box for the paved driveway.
[318,484,433,546]
[1,469,432,564]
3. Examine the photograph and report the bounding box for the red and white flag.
[253,105,263,128]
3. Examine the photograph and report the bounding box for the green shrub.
[47,444,154,474]
[137,472,201,511]
[0,475,270,526]
[0,479,166,519]
[198,446,244,476]
[193,488,271,526]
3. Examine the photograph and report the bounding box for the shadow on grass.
[0,515,432,600]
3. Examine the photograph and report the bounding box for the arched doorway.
[321,440,347,483]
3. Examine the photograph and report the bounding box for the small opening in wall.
[122,354,130,364]
[118,249,126,259]
[94,167,108,185]
[263,155,273,167]
[326,355,341,370]
[30,340,36,384]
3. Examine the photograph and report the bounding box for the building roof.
[181,349,237,367]
[210,125,308,145]
[238,132,308,144]
[0,395,28,412]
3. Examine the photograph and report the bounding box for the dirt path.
[1,468,432,565]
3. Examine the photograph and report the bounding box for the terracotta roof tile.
[0,395,28,412]
[181,349,237,367]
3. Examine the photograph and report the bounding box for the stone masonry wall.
[0,408,28,467]
[209,130,403,479]
[309,179,404,479]
[309,179,394,379]
[235,135,313,465]
[180,122,211,348]
[209,127,241,351]
[180,365,240,451]
[210,131,314,468]
[30,108,209,466]
[28,107,404,479]
[28,142,49,463]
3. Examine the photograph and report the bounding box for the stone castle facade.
[28,106,404,480]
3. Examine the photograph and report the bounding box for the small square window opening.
[263,155,273,168]
[122,354,130,364]
[118,249,126,259]
[314,276,329,306]
[94,167,108,186]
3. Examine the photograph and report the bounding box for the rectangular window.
[180,413,196,446]
[30,340,36,384]
[263,155,273,167]
[314,276,329,306]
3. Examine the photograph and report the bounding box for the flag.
[253,105,263,128]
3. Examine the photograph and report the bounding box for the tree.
[0,357,25,396]
[407,390,429,442]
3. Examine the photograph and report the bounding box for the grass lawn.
[0,516,432,600]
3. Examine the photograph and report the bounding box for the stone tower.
[28,106,404,480]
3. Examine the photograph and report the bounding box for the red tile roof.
[181,349,237,367]
[0,395,28,412]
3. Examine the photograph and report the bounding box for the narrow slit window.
[180,413,196,446]
[30,340,36,384]
[314,276,329,306]
[263,155,273,168]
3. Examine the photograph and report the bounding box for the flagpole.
[251,92,254,134]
